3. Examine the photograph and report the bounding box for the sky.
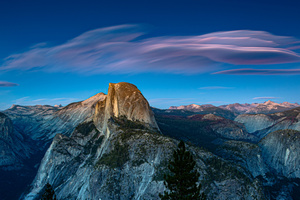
[1,0,300,110]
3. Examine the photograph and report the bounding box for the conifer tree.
[41,183,57,200]
[159,141,206,200]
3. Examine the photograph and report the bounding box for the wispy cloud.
[199,86,234,90]
[13,97,79,106]
[0,81,19,87]
[1,25,300,75]
[214,68,300,75]
[14,97,30,105]
[253,97,279,100]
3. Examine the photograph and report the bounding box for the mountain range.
[0,82,300,199]
[169,100,299,115]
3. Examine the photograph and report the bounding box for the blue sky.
[1,0,300,109]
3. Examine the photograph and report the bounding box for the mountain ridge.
[170,101,299,115]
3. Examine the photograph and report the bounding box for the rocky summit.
[93,82,159,133]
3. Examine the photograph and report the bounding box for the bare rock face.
[235,114,275,133]
[4,93,106,142]
[45,92,106,140]
[25,122,264,200]
[235,107,300,140]
[0,112,32,169]
[24,83,265,200]
[217,140,269,178]
[259,129,300,178]
[94,82,159,132]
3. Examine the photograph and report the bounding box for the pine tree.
[159,141,206,200]
[41,183,57,200]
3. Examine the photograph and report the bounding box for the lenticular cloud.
[2,25,300,74]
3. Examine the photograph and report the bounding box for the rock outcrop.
[235,114,275,133]
[24,83,264,200]
[94,82,159,133]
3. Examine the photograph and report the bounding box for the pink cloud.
[1,25,300,75]
[287,45,300,50]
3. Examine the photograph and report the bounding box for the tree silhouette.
[41,183,57,200]
[159,141,206,200]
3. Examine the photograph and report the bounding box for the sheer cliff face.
[0,112,31,169]
[25,82,264,200]
[0,112,14,142]
[94,82,159,132]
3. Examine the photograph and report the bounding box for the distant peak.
[54,104,63,108]
[264,100,275,105]
[169,103,214,110]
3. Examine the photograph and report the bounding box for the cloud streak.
[253,97,279,100]
[1,25,300,75]
[199,86,234,90]
[0,81,19,87]
[214,68,300,75]
[14,97,79,106]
